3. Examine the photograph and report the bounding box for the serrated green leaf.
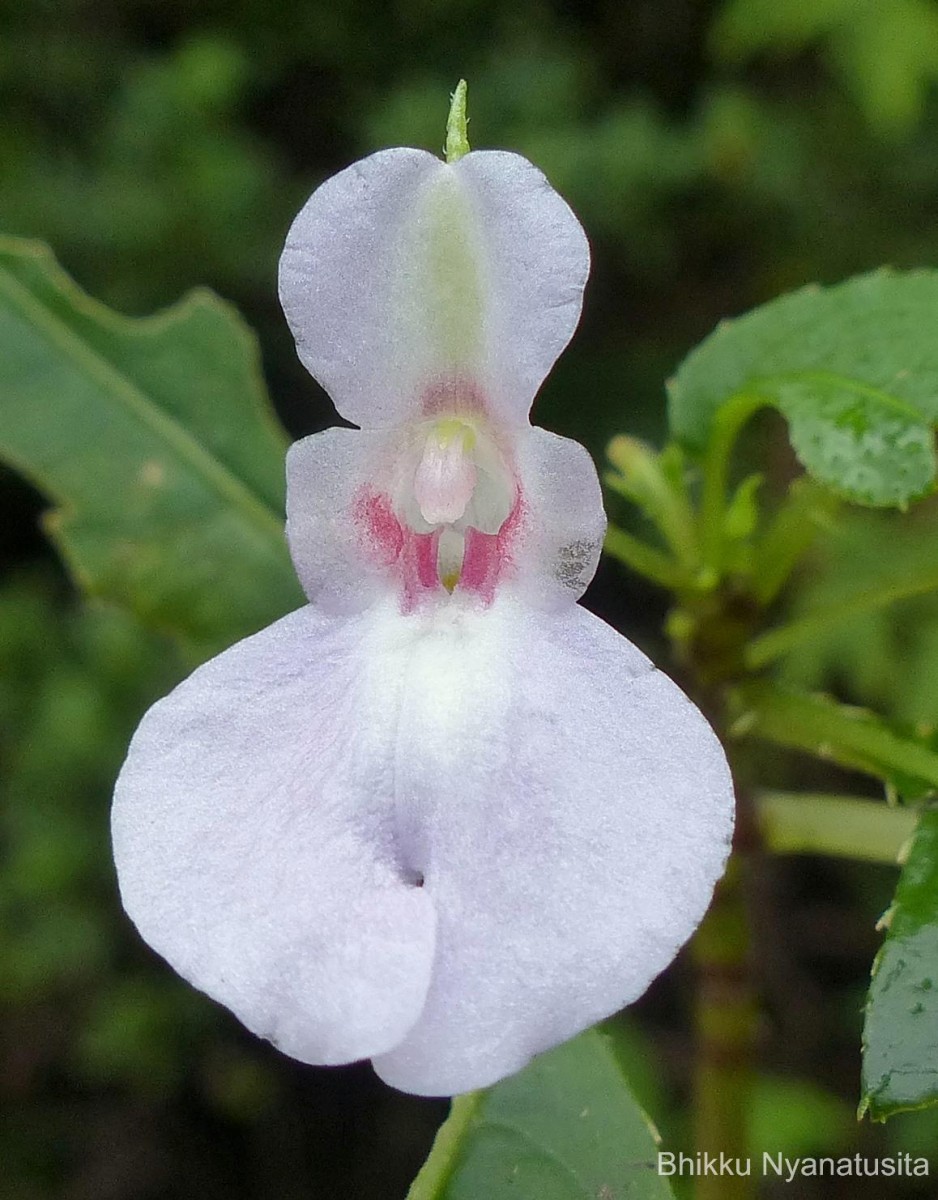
[407,1028,673,1200]
[0,237,303,654]
[862,807,938,1119]
[668,270,938,507]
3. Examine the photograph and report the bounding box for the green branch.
[406,1092,481,1199]
[692,851,758,1200]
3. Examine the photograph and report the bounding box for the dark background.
[4,1,938,1196]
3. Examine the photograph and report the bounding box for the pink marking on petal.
[352,490,404,566]
[352,489,444,612]
[459,530,498,602]
[413,531,441,591]
[401,530,443,613]
[459,495,526,604]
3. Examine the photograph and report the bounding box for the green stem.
[692,848,758,1200]
[604,523,686,590]
[745,566,938,668]
[405,1092,481,1199]
[699,391,768,577]
[755,792,917,863]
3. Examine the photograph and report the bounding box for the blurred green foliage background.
[5,0,938,1196]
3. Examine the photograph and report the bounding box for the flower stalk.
[691,843,759,1200]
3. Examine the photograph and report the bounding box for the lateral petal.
[286,426,451,612]
[458,426,606,606]
[285,427,397,612]
[371,597,734,1095]
[111,606,436,1065]
[279,148,589,429]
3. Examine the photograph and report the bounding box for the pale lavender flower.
[112,144,734,1097]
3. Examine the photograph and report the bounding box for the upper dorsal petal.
[278,148,590,430]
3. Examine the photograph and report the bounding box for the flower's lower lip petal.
[111,605,436,1066]
[372,598,734,1097]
